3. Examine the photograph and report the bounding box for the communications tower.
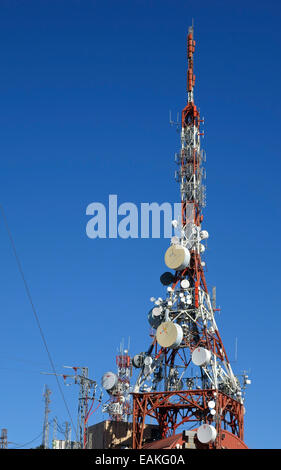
[102,340,132,422]
[131,25,250,449]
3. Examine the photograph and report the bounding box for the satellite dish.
[144,356,153,366]
[160,272,175,286]
[164,245,190,271]
[180,279,190,289]
[102,372,118,392]
[156,321,183,349]
[132,354,145,368]
[192,347,211,367]
[197,424,217,444]
[152,307,162,317]
[148,307,163,328]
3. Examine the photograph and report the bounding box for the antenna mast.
[0,429,8,449]
[42,385,51,449]
[131,25,250,449]
[42,366,97,448]
[101,339,132,422]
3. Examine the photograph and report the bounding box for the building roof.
[143,434,183,449]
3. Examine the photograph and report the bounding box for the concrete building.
[87,420,161,449]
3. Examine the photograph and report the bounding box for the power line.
[0,366,44,374]
[0,352,50,369]
[10,431,43,449]
[0,205,78,441]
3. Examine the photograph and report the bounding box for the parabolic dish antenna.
[164,245,190,271]
[156,321,183,349]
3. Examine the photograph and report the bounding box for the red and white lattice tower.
[102,341,132,422]
[131,25,249,449]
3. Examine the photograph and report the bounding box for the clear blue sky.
[0,0,280,449]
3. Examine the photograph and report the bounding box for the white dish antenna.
[192,347,211,367]
[144,356,153,367]
[197,424,217,444]
[156,321,183,349]
[164,245,190,271]
[102,372,118,392]
[132,354,144,368]
[148,307,163,328]
[180,279,190,289]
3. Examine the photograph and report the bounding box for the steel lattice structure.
[102,341,132,422]
[132,390,245,449]
[131,25,248,449]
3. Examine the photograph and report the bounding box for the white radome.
[156,321,183,349]
[164,245,190,271]
[102,371,118,391]
[197,424,217,444]
[192,347,211,367]
[180,279,190,289]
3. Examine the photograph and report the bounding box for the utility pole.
[42,385,51,449]
[0,429,8,449]
[52,416,57,449]
[75,366,94,448]
[42,366,97,449]
[64,421,71,449]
